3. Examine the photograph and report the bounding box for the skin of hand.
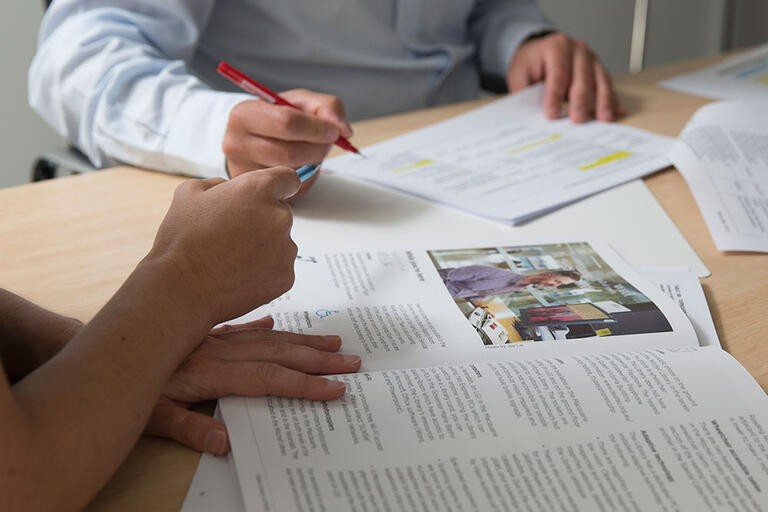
[1,167,329,511]
[223,89,354,195]
[506,33,626,123]
[0,292,359,455]
[149,167,303,324]
[146,316,360,455]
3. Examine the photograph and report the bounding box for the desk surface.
[1,51,766,511]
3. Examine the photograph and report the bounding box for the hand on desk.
[507,33,625,123]
[146,316,360,455]
[223,89,353,186]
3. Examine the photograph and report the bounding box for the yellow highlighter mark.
[579,151,632,170]
[508,134,562,155]
[392,159,434,174]
[757,74,768,86]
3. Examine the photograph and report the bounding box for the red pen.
[217,61,364,157]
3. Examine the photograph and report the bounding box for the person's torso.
[191,0,482,120]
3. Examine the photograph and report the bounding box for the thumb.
[146,401,231,455]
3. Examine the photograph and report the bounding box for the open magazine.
[219,241,768,511]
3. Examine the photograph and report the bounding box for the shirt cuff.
[488,21,556,78]
[164,88,253,178]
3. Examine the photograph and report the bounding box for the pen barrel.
[334,136,357,154]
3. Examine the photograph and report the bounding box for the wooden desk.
[1,51,766,510]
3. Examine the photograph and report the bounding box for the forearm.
[0,289,82,381]
[4,258,211,511]
[29,0,248,178]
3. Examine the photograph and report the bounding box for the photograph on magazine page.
[429,242,673,345]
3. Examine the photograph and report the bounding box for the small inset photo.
[428,242,671,345]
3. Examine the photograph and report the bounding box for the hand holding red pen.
[222,89,353,179]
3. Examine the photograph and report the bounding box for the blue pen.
[296,163,320,183]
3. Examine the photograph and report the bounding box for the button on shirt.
[29,1,552,178]
[438,265,528,298]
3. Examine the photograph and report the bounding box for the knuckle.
[179,354,213,376]
[263,341,288,358]
[550,32,570,46]
[173,411,198,438]
[221,133,242,156]
[273,108,299,134]
[570,85,592,101]
[327,95,344,111]
[254,362,282,387]
[174,179,196,196]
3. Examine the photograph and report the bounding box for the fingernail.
[204,428,228,455]
[322,335,341,344]
[342,354,361,365]
[344,123,354,137]
[546,106,560,118]
[326,380,346,391]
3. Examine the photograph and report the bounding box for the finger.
[231,100,339,143]
[239,166,301,200]
[506,45,538,93]
[542,34,573,119]
[174,177,228,200]
[216,328,342,352]
[217,360,348,400]
[567,41,595,123]
[238,135,332,168]
[146,401,230,455]
[288,165,321,202]
[212,315,275,334]
[593,60,621,121]
[282,89,353,139]
[507,63,534,93]
[201,339,360,374]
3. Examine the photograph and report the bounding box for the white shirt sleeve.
[28,0,252,178]
[468,0,554,78]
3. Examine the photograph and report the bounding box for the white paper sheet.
[670,100,768,252]
[660,43,768,101]
[290,175,709,277]
[639,266,720,348]
[324,85,672,225]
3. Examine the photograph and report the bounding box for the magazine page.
[640,266,721,348]
[323,84,671,225]
[221,346,768,512]
[225,241,697,372]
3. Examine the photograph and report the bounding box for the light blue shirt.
[29,0,552,178]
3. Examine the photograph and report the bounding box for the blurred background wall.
[1,0,766,189]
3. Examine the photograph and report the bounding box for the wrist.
[130,255,215,342]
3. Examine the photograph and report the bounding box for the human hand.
[506,33,625,123]
[144,317,361,454]
[223,89,353,185]
[144,167,300,326]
